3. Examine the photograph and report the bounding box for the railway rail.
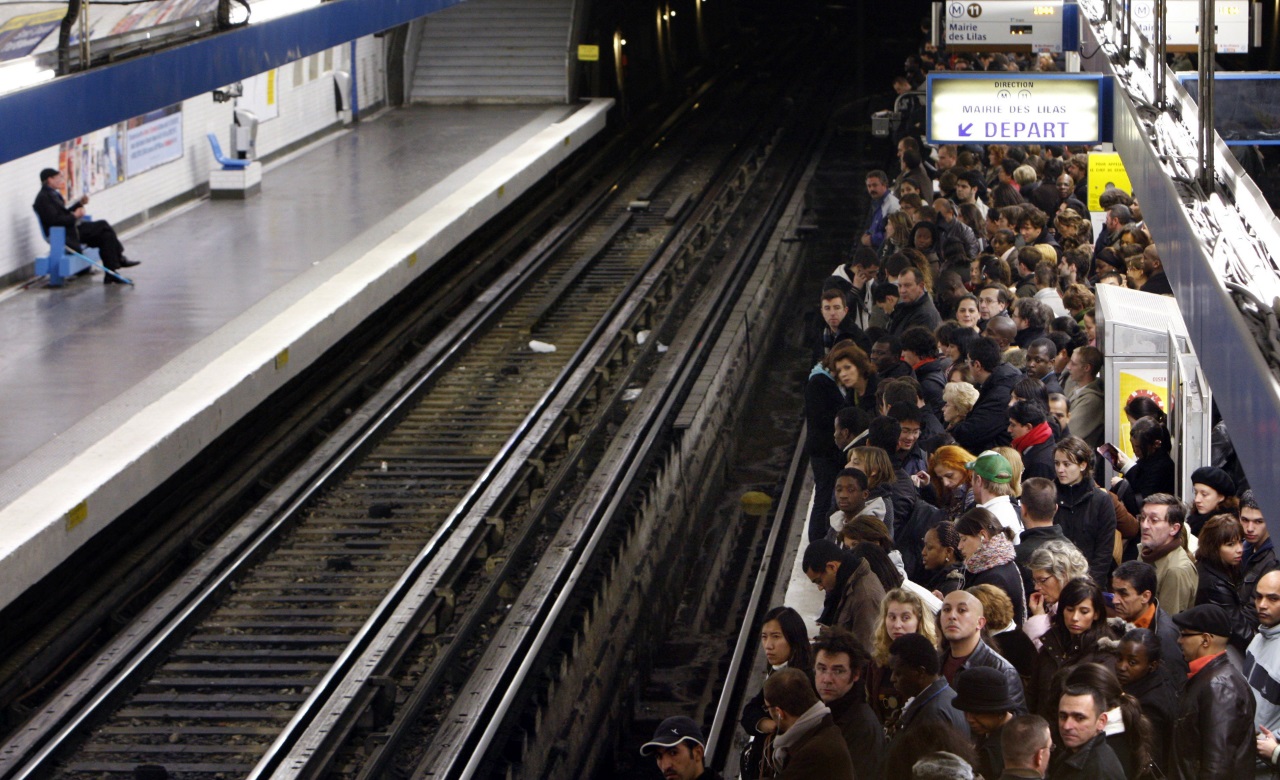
[0,52,821,780]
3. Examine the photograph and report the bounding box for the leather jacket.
[1170,653,1257,780]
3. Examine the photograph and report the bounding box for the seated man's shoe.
[118,258,140,268]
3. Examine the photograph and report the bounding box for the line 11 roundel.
[967,3,983,17]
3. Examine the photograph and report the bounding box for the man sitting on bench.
[33,168,139,284]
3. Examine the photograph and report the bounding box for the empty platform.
[0,99,612,611]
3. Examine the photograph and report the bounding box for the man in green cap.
[966,450,1023,543]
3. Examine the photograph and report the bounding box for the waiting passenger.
[1141,491,1198,614]
[638,716,721,780]
[952,666,1020,779]
[1052,437,1116,584]
[802,539,886,653]
[811,628,886,779]
[1186,465,1239,536]
[33,168,139,282]
[919,521,965,596]
[1114,629,1177,772]
[956,508,1026,626]
[1169,604,1258,778]
[761,667,855,780]
[868,587,940,726]
[1049,684,1127,780]
[1192,514,1252,651]
[938,590,1027,711]
[738,606,812,777]
[952,338,1020,453]
[1109,560,1189,688]
[1239,490,1279,629]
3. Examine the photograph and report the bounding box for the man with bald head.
[1140,245,1173,296]
[939,590,1027,713]
[1248,570,1280,771]
[984,316,1018,355]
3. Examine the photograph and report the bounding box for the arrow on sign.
[958,123,973,137]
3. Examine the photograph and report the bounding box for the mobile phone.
[1096,443,1122,470]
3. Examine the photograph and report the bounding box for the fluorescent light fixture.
[252,0,323,24]
[0,59,56,97]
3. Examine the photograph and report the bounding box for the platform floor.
[0,104,567,502]
[0,100,611,610]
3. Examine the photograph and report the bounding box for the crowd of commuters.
[639,43,1275,780]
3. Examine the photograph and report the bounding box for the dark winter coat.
[1028,621,1119,720]
[1115,449,1176,516]
[1124,668,1178,773]
[1195,562,1252,652]
[921,562,966,596]
[952,362,1022,454]
[1170,653,1258,780]
[965,559,1028,627]
[913,358,949,421]
[1241,538,1280,637]
[1054,479,1117,584]
[771,713,855,780]
[1019,439,1056,482]
[1049,733,1126,780]
[942,639,1028,714]
[886,293,942,338]
[828,686,886,780]
[803,368,846,463]
[895,498,944,583]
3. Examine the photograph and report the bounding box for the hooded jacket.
[952,362,1021,454]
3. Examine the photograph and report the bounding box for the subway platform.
[0,99,612,611]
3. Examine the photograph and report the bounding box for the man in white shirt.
[966,450,1023,543]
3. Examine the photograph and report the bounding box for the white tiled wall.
[3,34,387,281]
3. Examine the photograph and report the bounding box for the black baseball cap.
[40,168,61,182]
[639,716,705,756]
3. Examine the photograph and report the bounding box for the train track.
[0,58,816,780]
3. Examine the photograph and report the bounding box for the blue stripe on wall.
[0,0,465,165]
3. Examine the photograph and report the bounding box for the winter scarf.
[964,533,1017,574]
[1013,421,1053,453]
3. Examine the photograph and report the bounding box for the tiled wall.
[3,35,387,282]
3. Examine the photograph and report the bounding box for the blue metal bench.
[207,132,252,170]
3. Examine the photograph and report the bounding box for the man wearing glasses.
[1136,494,1198,616]
[1170,604,1257,778]
[997,714,1053,778]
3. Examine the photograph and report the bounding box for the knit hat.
[952,667,1019,713]
[965,450,1013,484]
[1172,603,1231,638]
[912,751,975,780]
[1190,466,1236,498]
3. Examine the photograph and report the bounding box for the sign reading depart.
[927,73,1104,144]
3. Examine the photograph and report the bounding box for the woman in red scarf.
[1008,400,1056,481]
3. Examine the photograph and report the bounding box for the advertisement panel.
[0,10,63,62]
[59,104,184,198]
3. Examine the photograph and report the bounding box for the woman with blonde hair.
[942,381,980,432]
[969,583,1038,679]
[928,443,977,520]
[993,446,1025,498]
[867,587,939,724]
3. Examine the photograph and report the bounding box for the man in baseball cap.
[639,715,721,780]
[965,450,1022,542]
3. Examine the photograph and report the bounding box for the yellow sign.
[577,45,600,62]
[1116,368,1167,457]
[65,501,88,531]
[1087,152,1133,213]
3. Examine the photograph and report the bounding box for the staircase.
[409,0,575,104]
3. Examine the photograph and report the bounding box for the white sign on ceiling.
[1127,0,1249,53]
[927,73,1104,144]
[942,0,1070,53]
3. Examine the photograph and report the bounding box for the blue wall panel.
[0,0,465,164]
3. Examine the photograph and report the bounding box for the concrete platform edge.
[0,98,613,612]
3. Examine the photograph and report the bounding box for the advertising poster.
[0,10,63,62]
[1116,367,1167,457]
[1087,152,1133,212]
[59,104,183,198]
[241,70,280,121]
[111,0,217,34]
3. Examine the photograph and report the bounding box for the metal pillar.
[1154,0,1168,105]
[1197,0,1215,192]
